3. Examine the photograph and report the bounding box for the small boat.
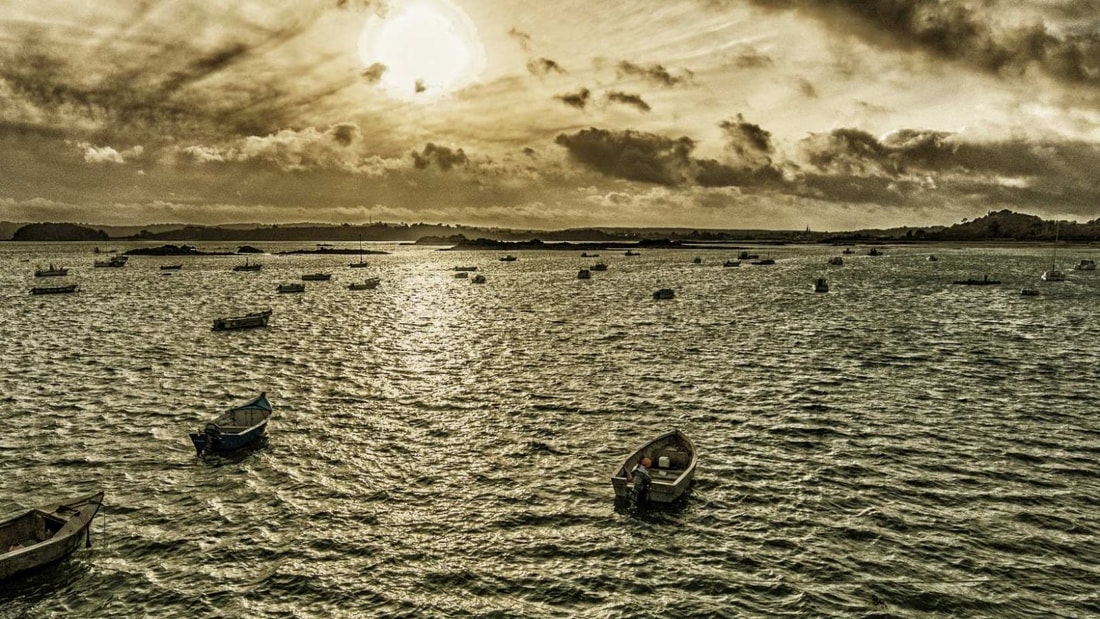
[31,284,78,295]
[454,272,469,279]
[453,266,478,272]
[301,273,331,281]
[722,260,741,267]
[1042,224,1066,281]
[1020,288,1040,296]
[827,257,844,266]
[580,252,599,258]
[738,251,758,260]
[692,257,702,264]
[500,255,518,262]
[814,278,829,293]
[591,263,608,272]
[0,491,105,581]
[93,255,128,268]
[34,264,68,277]
[160,264,183,271]
[624,250,640,256]
[751,258,775,265]
[610,429,697,505]
[276,283,305,293]
[349,238,369,268]
[189,392,273,456]
[212,309,271,331]
[471,274,487,284]
[1041,270,1066,282]
[953,276,1000,285]
[842,248,853,255]
[1073,259,1096,271]
[577,269,591,279]
[653,288,675,300]
[348,278,380,290]
[867,248,883,256]
[927,255,939,262]
[233,260,262,272]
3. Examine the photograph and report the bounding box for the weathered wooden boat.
[348,277,380,290]
[611,430,697,504]
[453,272,469,279]
[301,273,331,281]
[453,266,478,272]
[190,392,273,456]
[867,248,883,256]
[953,276,1000,285]
[471,274,487,284]
[591,263,608,272]
[624,250,640,256]
[738,251,759,260]
[814,277,829,293]
[0,491,104,581]
[500,255,518,262]
[692,257,702,264]
[577,269,591,279]
[276,283,305,293]
[34,264,68,277]
[751,258,776,265]
[160,264,183,271]
[827,256,844,266]
[722,260,741,267]
[31,284,78,295]
[212,309,271,331]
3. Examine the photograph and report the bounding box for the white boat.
[610,430,697,505]
[349,238,369,268]
[1073,259,1096,271]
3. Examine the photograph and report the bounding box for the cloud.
[555,127,695,185]
[508,27,533,52]
[361,62,387,83]
[173,123,382,173]
[78,143,145,164]
[606,91,651,112]
[411,143,468,171]
[795,77,818,98]
[615,60,693,87]
[555,87,591,110]
[526,57,566,76]
[744,0,1100,89]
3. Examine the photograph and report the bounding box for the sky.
[1,0,1099,231]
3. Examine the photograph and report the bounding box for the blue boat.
[189,392,272,456]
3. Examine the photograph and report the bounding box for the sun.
[358,0,485,102]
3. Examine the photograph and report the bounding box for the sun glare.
[358,0,485,102]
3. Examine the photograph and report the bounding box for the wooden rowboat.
[31,284,78,295]
[0,491,104,581]
[610,429,697,504]
[189,392,273,456]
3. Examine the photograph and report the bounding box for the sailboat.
[1041,223,1066,282]
[349,237,369,268]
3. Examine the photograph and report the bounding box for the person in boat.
[630,457,653,507]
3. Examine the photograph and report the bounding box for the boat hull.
[191,393,273,455]
[0,492,104,581]
[610,430,697,503]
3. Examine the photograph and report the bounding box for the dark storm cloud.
[615,60,692,87]
[526,57,566,76]
[719,114,774,157]
[555,127,784,188]
[508,27,533,52]
[411,143,468,171]
[606,91,651,112]
[555,128,694,185]
[555,88,591,110]
[361,62,387,83]
[330,123,360,147]
[744,0,1100,88]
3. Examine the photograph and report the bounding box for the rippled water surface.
[1,242,1099,618]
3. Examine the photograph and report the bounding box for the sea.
[1,241,1098,618]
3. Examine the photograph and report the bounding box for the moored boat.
[722,260,741,267]
[827,256,844,266]
[348,278,380,290]
[31,284,78,295]
[233,259,262,272]
[653,288,675,299]
[591,262,608,272]
[277,283,305,293]
[34,264,68,277]
[814,277,829,293]
[1020,287,1040,296]
[159,264,183,271]
[212,309,271,331]
[471,274,487,284]
[301,273,331,281]
[189,392,273,456]
[610,430,696,505]
[751,258,775,265]
[1073,259,1096,271]
[500,255,518,262]
[93,255,128,268]
[577,269,591,279]
[0,491,105,581]
[953,276,1000,285]
[453,266,478,272]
